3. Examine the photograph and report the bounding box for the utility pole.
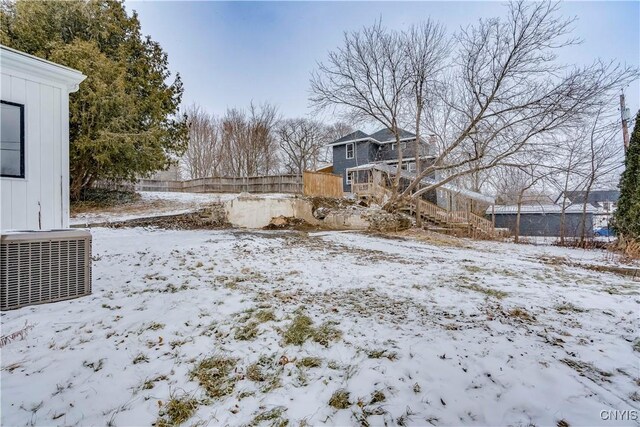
[620,92,630,154]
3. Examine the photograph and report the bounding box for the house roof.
[488,204,598,215]
[369,128,416,142]
[332,130,370,144]
[1,45,86,92]
[329,128,419,146]
[557,190,620,205]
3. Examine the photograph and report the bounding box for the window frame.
[1,100,25,179]
[345,142,354,159]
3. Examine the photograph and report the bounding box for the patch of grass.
[141,375,168,390]
[156,395,199,426]
[327,361,340,370]
[246,362,266,382]
[82,359,105,372]
[247,407,288,427]
[235,321,259,341]
[296,357,322,369]
[461,283,508,299]
[282,314,341,347]
[254,308,276,323]
[313,322,342,347]
[633,338,640,353]
[190,356,237,399]
[146,322,165,331]
[370,390,386,404]
[133,353,149,365]
[561,358,613,383]
[328,389,351,409]
[555,303,586,314]
[366,349,398,361]
[463,265,482,273]
[283,314,314,345]
[507,307,535,323]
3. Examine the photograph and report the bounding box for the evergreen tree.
[614,110,640,239]
[0,1,187,199]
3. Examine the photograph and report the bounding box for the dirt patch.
[263,215,321,231]
[71,188,141,214]
[105,205,228,230]
[390,228,473,248]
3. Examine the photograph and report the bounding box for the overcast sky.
[128,1,639,125]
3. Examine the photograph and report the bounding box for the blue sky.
[128,1,639,122]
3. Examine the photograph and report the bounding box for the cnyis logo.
[600,410,638,421]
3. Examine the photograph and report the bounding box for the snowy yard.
[1,228,638,426]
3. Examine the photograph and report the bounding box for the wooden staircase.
[407,199,496,238]
[353,181,496,238]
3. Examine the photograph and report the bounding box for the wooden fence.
[302,171,343,198]
[99,171,344,198]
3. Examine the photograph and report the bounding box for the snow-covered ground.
[70,192,295,226]
[1,228,638,426]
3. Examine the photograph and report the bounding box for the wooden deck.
[353,180,496,238]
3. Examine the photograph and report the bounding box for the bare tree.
[310,21,412,193]
[277,118,326,175]
[219,102,280,177]
[182,104,220,179]
[404,1,637,204]
[403,20,450,224]
[311,2,638,211]
[545,130,591,244]
[492,159,554,242]
[577,107,624,244]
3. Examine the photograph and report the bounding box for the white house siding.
[0,46,84,231]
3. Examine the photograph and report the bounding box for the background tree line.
[182,102,351,179]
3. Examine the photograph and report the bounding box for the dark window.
[1,101,25,178]
[346,143,354,159]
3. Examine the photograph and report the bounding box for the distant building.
[488,204,596,237]
[327,128,433,192]
[555,190,620,229]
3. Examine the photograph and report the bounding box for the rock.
[269,215,288,226]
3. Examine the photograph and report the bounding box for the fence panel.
[98,174,344,196]
[303,171,343,198]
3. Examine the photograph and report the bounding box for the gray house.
[488,204,596,237]
[328,128,432,192]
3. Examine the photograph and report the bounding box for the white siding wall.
[1,71,68,231]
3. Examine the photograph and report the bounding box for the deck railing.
[353,177,495,237]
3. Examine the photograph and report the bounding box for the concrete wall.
[222,195,372,230]
[492,212,594,237]
[223,196,320,228]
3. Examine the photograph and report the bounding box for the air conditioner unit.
[1,230,92,311]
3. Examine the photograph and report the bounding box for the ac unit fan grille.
[1,231,92,311]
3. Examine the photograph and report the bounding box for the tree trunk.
[515,194,523,243]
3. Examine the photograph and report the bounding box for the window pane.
[1,102,23,177]
[1,103,21,143]
[0,148,20,176]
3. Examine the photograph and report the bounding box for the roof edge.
[1,45,86,92]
